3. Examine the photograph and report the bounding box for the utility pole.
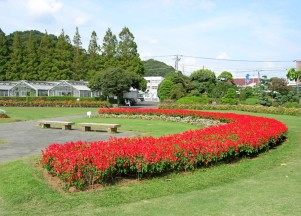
[174,55,181,73]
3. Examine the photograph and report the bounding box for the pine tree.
[72,27,87,80]
[87,30,102,79]
[23,32,39,80]
[52,29,73,80]
[101,28,118,68]
[38,31,54,80]
[0,29,9,80]
[6,32,24,80]
[117,26,144,75]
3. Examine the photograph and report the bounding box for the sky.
[1,0,300,78]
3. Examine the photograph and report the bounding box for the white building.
[143,76,164,102]
[0,80,95,97]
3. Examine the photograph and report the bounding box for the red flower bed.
[41,108,287,189]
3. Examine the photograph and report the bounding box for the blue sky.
[0,0,300,78]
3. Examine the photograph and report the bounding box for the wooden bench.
[38,120,75,130]
[78,123,121,133]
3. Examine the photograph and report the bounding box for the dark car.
[124,98,137,106]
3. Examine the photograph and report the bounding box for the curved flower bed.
[41,108,288,189]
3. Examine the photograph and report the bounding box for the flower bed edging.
[41,108,288,190]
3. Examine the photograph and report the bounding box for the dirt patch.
[0,114,9,118]
[35,160,142,193]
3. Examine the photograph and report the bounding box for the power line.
[141,54,295,63]
[180,55,294,63]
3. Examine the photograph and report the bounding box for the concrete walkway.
[0,115,140,163]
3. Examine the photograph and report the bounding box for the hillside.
[143,59,175,77]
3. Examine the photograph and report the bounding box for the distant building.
[143,76,164,102]
[0,80,95,97]
[233,76,260,87]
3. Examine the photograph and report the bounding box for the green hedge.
[176,96,210,104]
[158,103,301,116]
[0,96,104,102]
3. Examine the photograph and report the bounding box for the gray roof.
[71,85,91,91]
[0,82,17,90]
[0,80,91,92]
[29,82,59,90]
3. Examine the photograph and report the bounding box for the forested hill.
[0,27,144,81]
[143,59,175,77]
[6,30,58,47]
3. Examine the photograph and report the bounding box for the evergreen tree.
[87,30,102,79]
[0,29,9,80]
[72,27,87,80]
[52,29,73,80]
[117,26,144,75]
[101,28,118,68]
[38,31,54,80]
[23,32,39,80]
[6,32,23,80]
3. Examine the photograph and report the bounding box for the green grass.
[0,107,99,122]
[73,117,199,137]
[0,110,301,215]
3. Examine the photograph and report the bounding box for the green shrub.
[244,98,258,105]
[221,98,238,105]
[176,96,210,104]
[284,102,300,108]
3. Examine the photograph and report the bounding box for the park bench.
[38,120,75,130]
[78,123,121,133]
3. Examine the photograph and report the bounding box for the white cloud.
[216,52,230,59]
[74,14,88,26]
[25,0,63,17]
[140,51,154,59]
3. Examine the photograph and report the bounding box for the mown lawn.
[0,110,301,215]
[0,107,99,122]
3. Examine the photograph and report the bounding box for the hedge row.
[0,99,109,108]
[158,103,301,116]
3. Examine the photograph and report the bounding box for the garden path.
[0,114,141,163]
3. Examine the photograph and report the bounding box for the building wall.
[143,76,164,102]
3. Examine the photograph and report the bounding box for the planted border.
[41,108,287,190]
[159,103,301,116]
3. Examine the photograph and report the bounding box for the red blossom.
[41,108,288,188]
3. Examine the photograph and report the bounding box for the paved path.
[0,115,140,163]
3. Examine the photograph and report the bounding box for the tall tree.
[23,32,39,80]
[117,27,144,75]
[87,30,102,79]
[6,32,24,80]
[101,28,118,68]
[52,29,73,80]
[89,68,132,104]
[0,29,9,80]
[72,27,87,80]
[38,31,54,80]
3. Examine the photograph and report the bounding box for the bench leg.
[63,125,72,130]
[82,126,91,132]
[109,128,117,133]
[42,124,50,128]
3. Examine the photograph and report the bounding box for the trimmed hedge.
[158,103,301,116]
